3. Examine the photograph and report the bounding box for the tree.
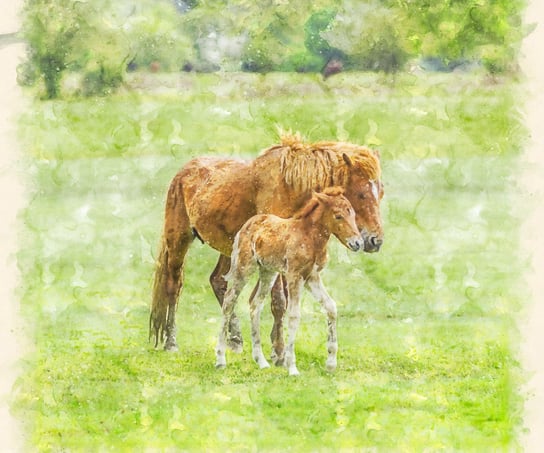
[397,0,527,73]
[20,0,91,98]
[322,1,409,73]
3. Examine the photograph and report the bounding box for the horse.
[215,187,362,376]
[150,133,384,363]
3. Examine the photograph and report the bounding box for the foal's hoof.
[270,351,285,367]
[227,336,243,354]
[215,363,226,370]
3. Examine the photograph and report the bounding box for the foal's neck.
[302,205,332,248]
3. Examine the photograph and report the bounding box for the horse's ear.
[372,149,381,159]
[342,153,353,167]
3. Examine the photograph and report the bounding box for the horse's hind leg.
[150,174,194,352]
[269,275,287,366]
[210,255,243,353]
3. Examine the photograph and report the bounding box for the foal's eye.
[335,214,343,220]
[358,192,366,200]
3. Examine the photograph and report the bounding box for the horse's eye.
[358,192,366,200]
[335,214,343,220]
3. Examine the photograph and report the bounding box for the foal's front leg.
[306,272,338,372]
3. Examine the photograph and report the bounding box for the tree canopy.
[19,0,528,98]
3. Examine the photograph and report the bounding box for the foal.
[215,187,362,375]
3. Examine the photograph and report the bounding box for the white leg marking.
[285,276,303,376]
[249,270,276,369]
[216,278,245,369]
[306,272,338,372]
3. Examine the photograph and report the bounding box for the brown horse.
[150,133,384,361]
[215,188,362,375]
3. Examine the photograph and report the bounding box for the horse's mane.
[260,132,381,192]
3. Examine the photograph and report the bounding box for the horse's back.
[175,156,256,256]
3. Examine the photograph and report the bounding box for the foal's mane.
[260,132,381,192]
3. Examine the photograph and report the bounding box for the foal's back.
[234,210,327,279]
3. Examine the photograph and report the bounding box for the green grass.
[13,72,527,451]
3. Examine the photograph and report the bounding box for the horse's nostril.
[370,236,383,248]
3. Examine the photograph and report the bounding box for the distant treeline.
[18,0,528,98]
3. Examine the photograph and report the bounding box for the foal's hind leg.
[216,273,248,369]
[284,276,304,376]
[269,275,287,366]
[249,270,277,369]
[210,255,243,353]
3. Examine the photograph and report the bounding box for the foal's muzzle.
[347,237,363,252]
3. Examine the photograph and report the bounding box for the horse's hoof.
[215,363,226,370]
[227,337,243,353]
[164,341,179,352]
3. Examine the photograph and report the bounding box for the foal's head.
[312,187,363,252]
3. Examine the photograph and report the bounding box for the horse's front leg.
[210,255,243,353]
[269,275,287,366]
[306,272,338,371]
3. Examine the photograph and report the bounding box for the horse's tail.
[149,237,169,347]
[149,172,192,348]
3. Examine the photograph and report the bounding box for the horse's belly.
[182,158,256,256]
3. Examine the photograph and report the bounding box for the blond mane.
[262,132,381,192]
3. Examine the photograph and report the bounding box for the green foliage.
[20,0,90,98]
[304,8,342,65]
[20,0,131,98]
[14,72,527,449]
[81,64,124,97]
[323,1,409,73]
[18,0,527,99]
[399,0,528,73]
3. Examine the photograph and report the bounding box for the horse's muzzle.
[363,235,383,253]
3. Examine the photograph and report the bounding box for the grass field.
[13,72,528,451]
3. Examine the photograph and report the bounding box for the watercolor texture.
[1,0,544,451]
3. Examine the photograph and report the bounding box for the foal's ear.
[342,153,353,167]
[314,191,330,204]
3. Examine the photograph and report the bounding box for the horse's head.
[314,188,363,252]
[341,152,384,253]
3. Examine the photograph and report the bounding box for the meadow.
[13,72,527,451]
